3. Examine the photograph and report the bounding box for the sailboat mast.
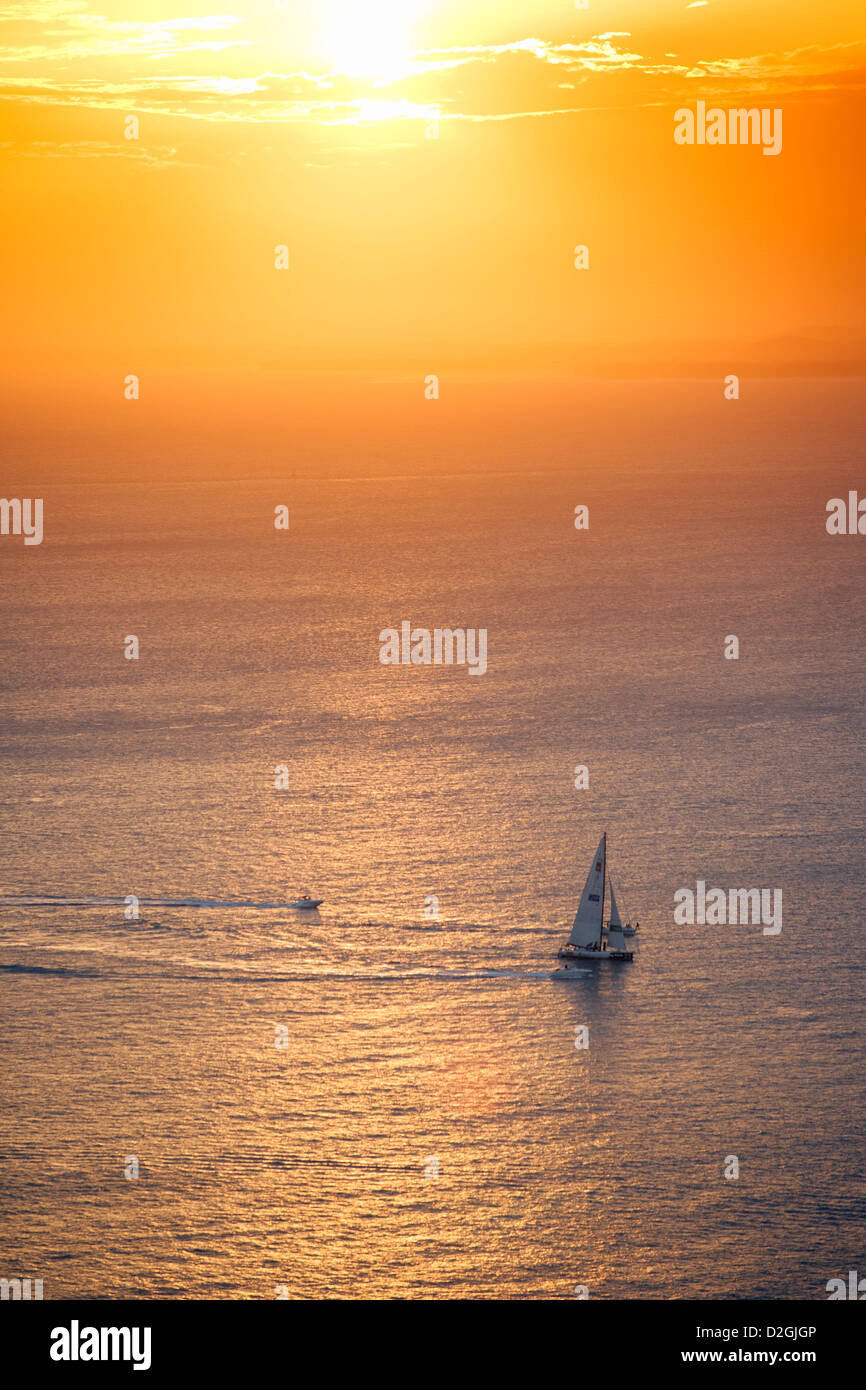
[599,832,606,948]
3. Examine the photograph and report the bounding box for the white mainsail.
[567,834,606,948]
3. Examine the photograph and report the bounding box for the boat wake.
[1,960,559,984]
[0,896,319,910]
[175,967,562,983]
[0,962,100,977]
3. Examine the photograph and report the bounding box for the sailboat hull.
[557,946,633,962]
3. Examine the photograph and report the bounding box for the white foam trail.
[173,967,557,983]
[0,896,319,910]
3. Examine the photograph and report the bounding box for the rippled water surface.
[1,378,864,1298]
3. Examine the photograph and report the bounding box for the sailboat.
[556,833,634,964]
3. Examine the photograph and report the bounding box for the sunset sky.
[1,0,864,374]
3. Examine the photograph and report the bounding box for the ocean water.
[1,376,864,1299]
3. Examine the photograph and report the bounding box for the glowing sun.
[320,0,429,80]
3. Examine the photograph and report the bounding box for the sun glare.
[320,0,428,80]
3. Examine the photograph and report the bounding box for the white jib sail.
[607,878,623,929]
[606,877,630,951]
[607,922,628,953]
[568,835,606,948]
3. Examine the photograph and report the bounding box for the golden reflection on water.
[2,395,865,1298]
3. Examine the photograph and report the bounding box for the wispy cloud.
[0,136,192,166]
[407,34,645,74]
[0,13,863,140]
[0,4,249,62]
